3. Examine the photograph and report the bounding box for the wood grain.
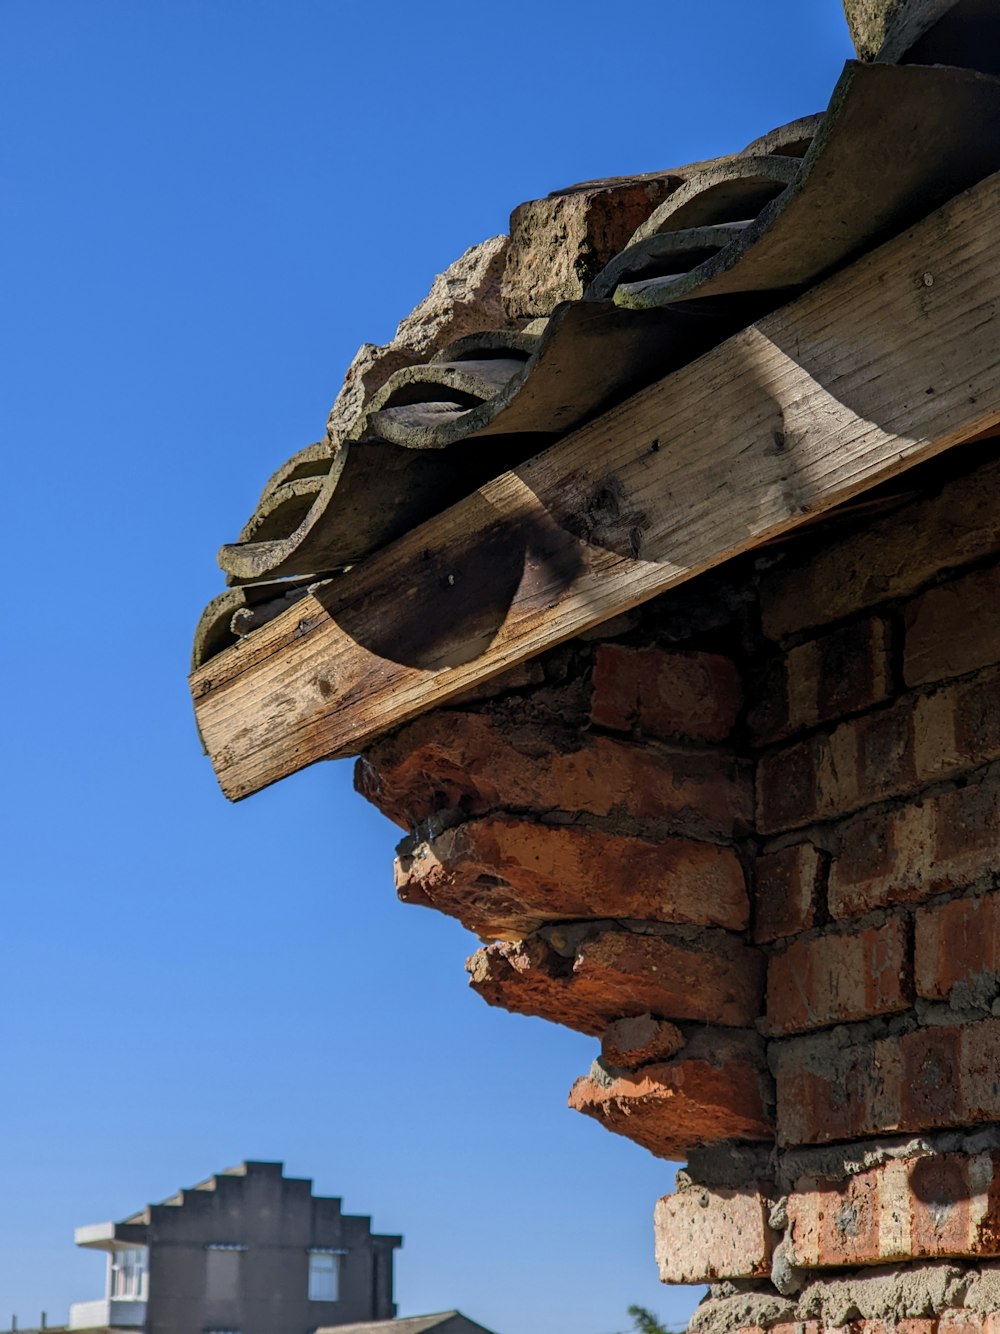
[192,169,1000,800]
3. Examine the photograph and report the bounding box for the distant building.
[317,1316,495,1334]
[67,1160,401,1334]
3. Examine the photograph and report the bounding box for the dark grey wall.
[144,1162,400,1334]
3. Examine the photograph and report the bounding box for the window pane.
[110,1247,148,1300]
[308,1252,339,1302]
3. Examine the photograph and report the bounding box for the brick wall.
[355,442,1000,1331]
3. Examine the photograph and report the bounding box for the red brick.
[853,1324,939,1334]
[756,733,823,833]
[749,617,893,745]
[916,892,1000,1002]
[913,669,1000,787]
[757,697,916,834]
[568,1057,773,1159]
[905,562,1000,688]
[754,842,826,943]
[759,669,1000,836]
[739,1326,820,1334]
[358,709,752,840]
[940,1314,1000,1334]
[761,453,1000,641]
[861,1324,940,1334]
[774,1018,1000,1146]
[601,1014,685,1069]
[467,926,764,1034]
[504,172,689,318]
[787,1163,884,1268]
[764,918,911,1036]
[395,815,749,939]
[828,773,1000,919]
[787,1152,1000,1268]
[590,643,742,742]
[654,1181,777,1282]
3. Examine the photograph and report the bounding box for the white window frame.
[107,1246,149,1301]
[307,1249,343,1302]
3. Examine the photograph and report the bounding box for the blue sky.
[2,4,852,1330]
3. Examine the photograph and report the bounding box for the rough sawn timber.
[192,169,1000,800]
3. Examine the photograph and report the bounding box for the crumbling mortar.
[690,1258,997,1330]
[748,663,1000,775]
[397,801,748,852]
[752,755,1000,845]
[784,1128,1000,1187]
[766,1014,919,1080]
[536,916,757,955]
[581,703,757,760]
[736,835,764,943]
[884,601,909,700]
[748,882,1000,963]
[763,996,1000,1085]
[589,1023,768,1089]
[753,903,898,960]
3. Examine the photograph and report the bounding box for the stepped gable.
[190,3,1000,1329]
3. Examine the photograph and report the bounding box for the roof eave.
[190,167,1000,802]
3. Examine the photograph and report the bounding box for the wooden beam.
[192,170,1000,800]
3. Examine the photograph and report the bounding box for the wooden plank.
[191,170,1000,800]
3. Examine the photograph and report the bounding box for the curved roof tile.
[195,5,1000,667]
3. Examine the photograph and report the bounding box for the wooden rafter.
[192,169,1000,800]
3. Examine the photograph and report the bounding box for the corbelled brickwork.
[355,443,1000,1331]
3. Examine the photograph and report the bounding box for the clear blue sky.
[2,4,852,1330]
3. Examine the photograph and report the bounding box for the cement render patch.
[692,1261,1000,1329]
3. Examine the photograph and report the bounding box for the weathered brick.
[569,1056,773,1159]
[788,1163,883,1269]
[756,732,823,832]
[589,643,742,743]
[754,842,826,943]
[857,1323,940,1334]
[828,772,1000,919]
[916,892,1000,1002]
[504,171,700,318]
[764,918,911,1036]
[359,709,752,840]
[467,926,764,1034]
[735,1326,822,1334]
[787,1152,1000,1268]
[654,1181,777,1282]
[749,617,893,745]
[601,1014,685,1069]
[905,562,1000,688]
[774,1018,1000,1147]
[940,1316,1000,1334]
[757,697,916,834]
[914,669,1000,786]
[759,670,1000,836]
[761,453,1000,641]
[395,816,749,939]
